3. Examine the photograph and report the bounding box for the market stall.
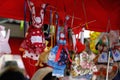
[0,0,120,80]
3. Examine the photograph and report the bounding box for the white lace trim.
[23,50,39,60]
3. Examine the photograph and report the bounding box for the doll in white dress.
[0,25,11,57]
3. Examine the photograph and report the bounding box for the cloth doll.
[0,25,11,57]
[20,0,48,60]
[47,15,72,78]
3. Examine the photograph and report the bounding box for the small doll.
[20,0,48,60]
[0,25,11,57]
[58,32,66,45]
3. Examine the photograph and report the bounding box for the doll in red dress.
[20,0,47,60]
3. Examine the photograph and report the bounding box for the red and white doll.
[20,0,47,60]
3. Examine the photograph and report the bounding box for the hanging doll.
[35,9,57,67]
[47,13,72,78]
[0,25,11,57]
[20,0,48,60]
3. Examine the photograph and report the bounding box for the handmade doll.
[0,25,11,57]
[47,13,72,78]
[20,0,48,60]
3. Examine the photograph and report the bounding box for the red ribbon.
[55,45,72,63]
[55,45,63,62]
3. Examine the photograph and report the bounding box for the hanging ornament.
[20,0,48,60]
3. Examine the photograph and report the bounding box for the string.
[71,20,96,30]
[106,17,111,80]
[82,0,88,29]
[24,0,27,37]
[71,0,76,28]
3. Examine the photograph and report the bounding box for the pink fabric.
[0,28,11,56]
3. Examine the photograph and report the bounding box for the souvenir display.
[2,1,119,80]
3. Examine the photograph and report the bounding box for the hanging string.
[106,16,111,48]
[71,0,76,28]
[24,0,27,37]
[71,14,74,28]
[82,0,88,29]
[106,17,111,80]
[71,20,96,30]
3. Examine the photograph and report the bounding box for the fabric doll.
[0,25,11,57]
[20,0,48,60]
[47,14,71,78]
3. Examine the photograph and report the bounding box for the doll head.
[59,32,66,45]
[34,17,42,28]
[60,32,65,39]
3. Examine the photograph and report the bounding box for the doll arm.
[27,0,36,22]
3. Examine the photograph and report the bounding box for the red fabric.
[55,45,63,62]
[9,37,24,54]
[0,0,119,32]
[76,39,85,53]
[9,37,38,79]
[2,0,120,78]
[22,57,38,78]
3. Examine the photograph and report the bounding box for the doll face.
[34,17,42,28]
[35,17,41,24]
[60,32,65,38]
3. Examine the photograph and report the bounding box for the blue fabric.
[47,46,59,67]
[52,68,65,77]
[58,49,68,65]
[53,62,66,70]
[58,40,66,45]
[113,71,120,80]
